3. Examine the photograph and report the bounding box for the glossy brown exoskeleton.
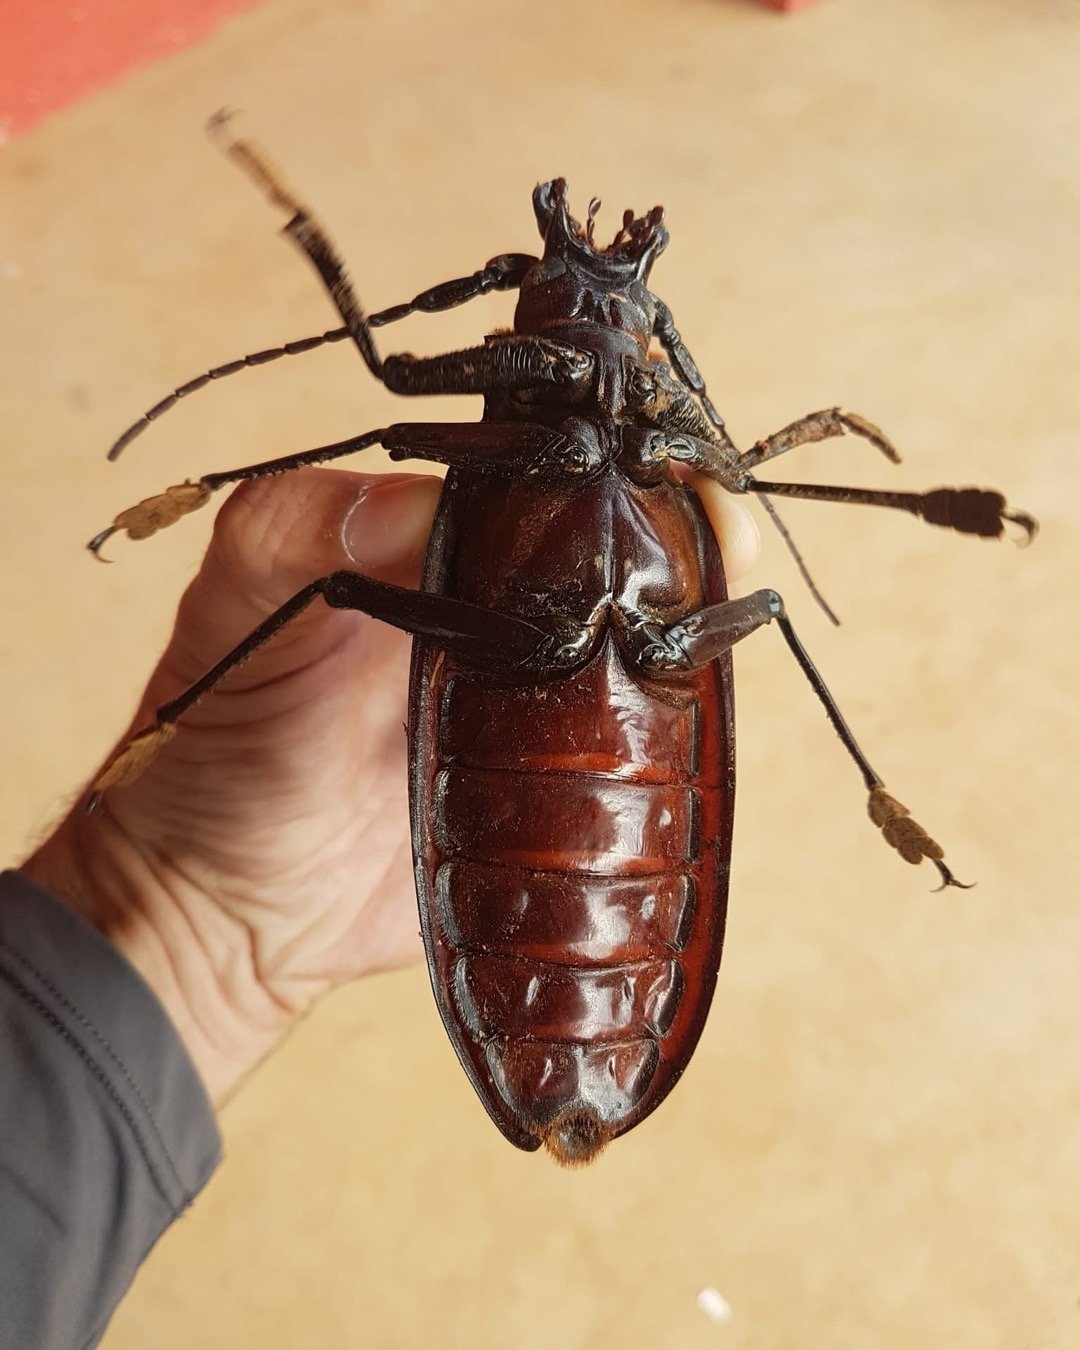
[89,118,1036,1165]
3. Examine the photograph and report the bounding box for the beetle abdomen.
[412,634,731,1162]
[435,757,695,1163]
[437,858,694,1162]
[410,476,734,1162]
[435,767,699,874]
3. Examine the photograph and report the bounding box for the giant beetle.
[90,116,1035,1163]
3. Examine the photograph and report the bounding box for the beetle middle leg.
[739,478,1038,543]
[88,421,595,557]
[89,571,552,805]
[627,590,970,891]
[649,431,1038,544]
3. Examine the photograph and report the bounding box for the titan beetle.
[89,116,1035,1164]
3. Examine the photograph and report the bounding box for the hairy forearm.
[23,806,292,1105]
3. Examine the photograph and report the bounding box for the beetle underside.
[86,120,1036,1161]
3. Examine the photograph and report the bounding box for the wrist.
[23,805,293,1104]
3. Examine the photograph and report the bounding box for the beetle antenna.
[756,494,841,626]
[104,328,352,461]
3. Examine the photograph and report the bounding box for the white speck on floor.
[697,1287,733,1324]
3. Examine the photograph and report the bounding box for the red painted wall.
[0,0,818,142]
[0,0,265,139]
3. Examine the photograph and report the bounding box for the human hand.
[24,467,760,1105]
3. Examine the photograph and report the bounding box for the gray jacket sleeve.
[0,870,222,1349]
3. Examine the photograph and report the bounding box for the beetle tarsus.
[207,108,306,218]
[91,723,178,794]
[837,410,902,464]
[88,480,213,555]
[867,786,971,886]
[918,487,1039,540]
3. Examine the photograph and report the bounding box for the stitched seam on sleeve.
[0,958,192,1212]
[0,937,189,1198]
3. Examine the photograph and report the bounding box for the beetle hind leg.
[628,589,971,890]
[88,571,549,809]
[868,787,974,891]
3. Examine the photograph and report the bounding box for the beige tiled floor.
[1,1,1077,1346]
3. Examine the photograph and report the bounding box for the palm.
[102,471,438,1016]
[123,626,421,1006]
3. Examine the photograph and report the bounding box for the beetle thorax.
[514,257,654,351]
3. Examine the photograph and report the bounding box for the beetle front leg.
[650,299,901,473]
[630,590,970,891]
[208,112,588,403]
[651,297,727,432]
[89,571,550,806]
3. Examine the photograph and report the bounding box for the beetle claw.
[87,526,118,561]
[1003,508,1039,546]
[930,860,976,892]
[838,410,902,464]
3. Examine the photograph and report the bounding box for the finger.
[163,469,442,689]
[213,467,442,600]
[688,473,762,583]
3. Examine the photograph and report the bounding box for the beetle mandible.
[89,115,1036,1165]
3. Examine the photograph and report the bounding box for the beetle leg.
[651,297,727,434]
[379,337,594,399]
[741,477,1038,543]
[209,112,578,403]
[737,408,902,471]
[286,208,586,397]
[105,254,536,462]
[653,296,901,478]
[646,310,908,617]
[632,589,971,890]
[88,571,550,806]
[88,429,387,558]
[626,358,728,447]
[88,422,599,558]
[633,429,840,624]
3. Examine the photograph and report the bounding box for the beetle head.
[532,178,668,284]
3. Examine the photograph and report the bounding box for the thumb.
[157,468,443,697]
